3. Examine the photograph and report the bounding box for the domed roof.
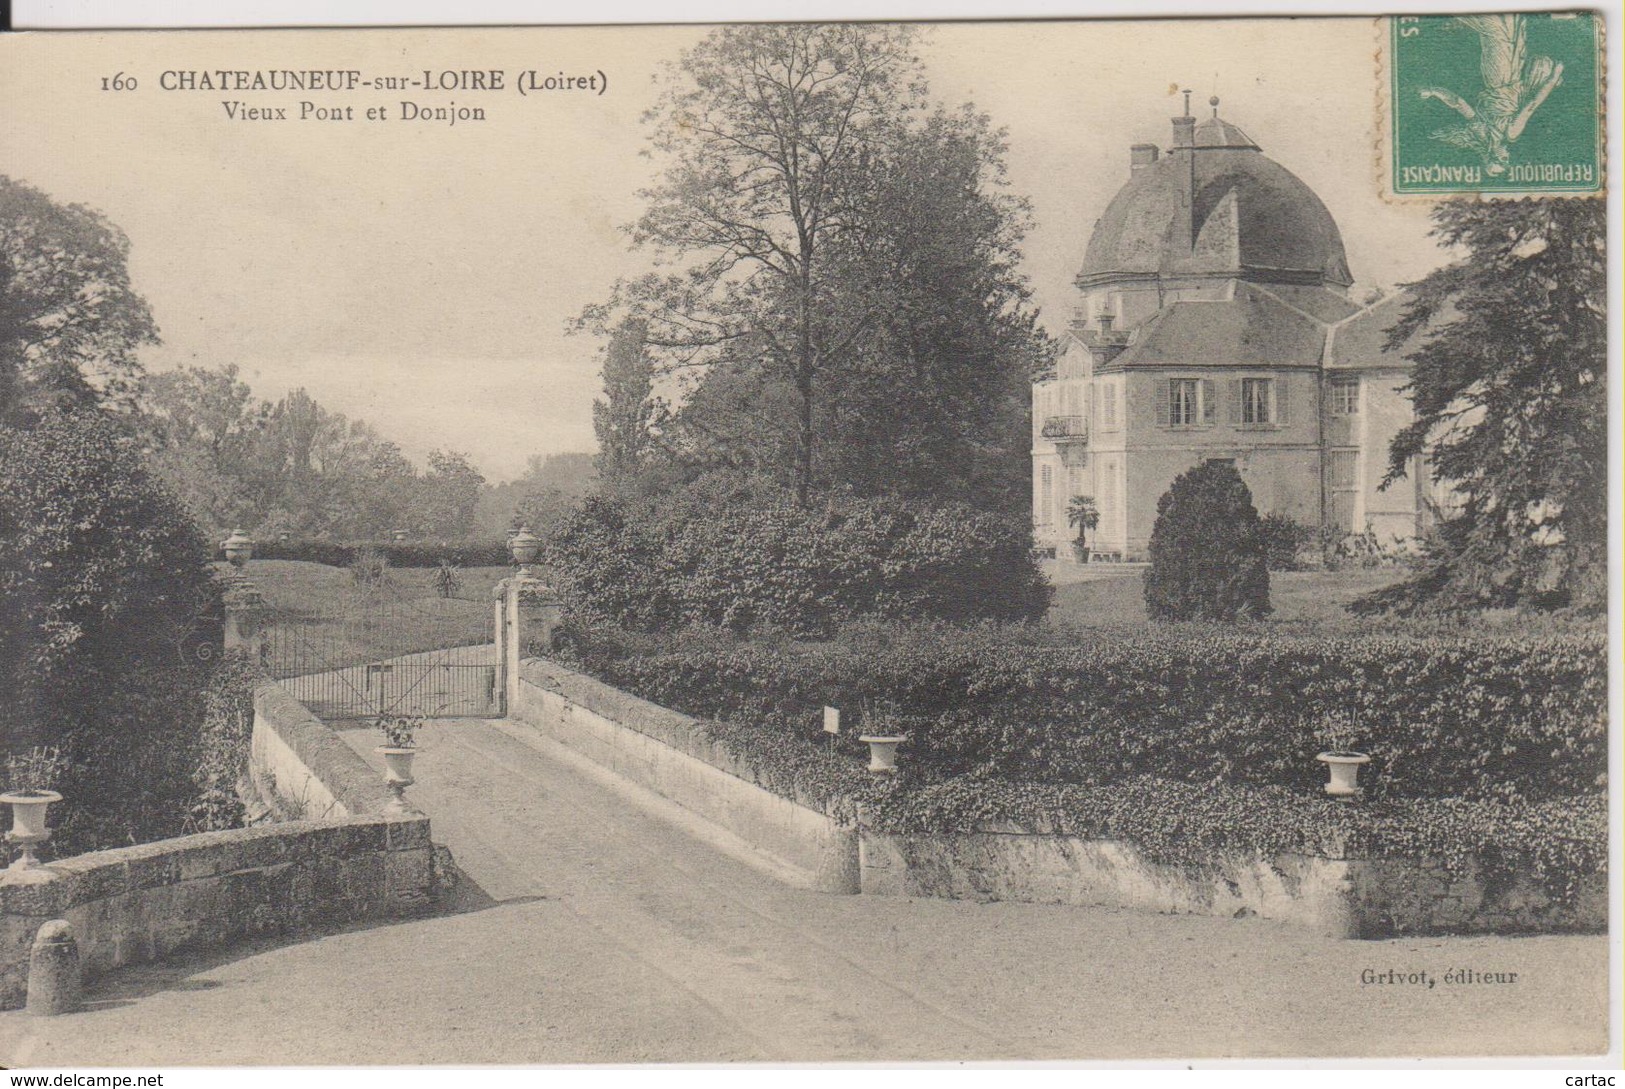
[1079,108,1352,289]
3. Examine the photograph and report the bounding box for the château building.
[1033,96,1437,561]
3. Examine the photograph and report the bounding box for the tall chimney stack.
[1130,143,1160,171]
[1171,88,1195,149]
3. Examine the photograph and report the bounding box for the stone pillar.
[26,919,80,1016]
[499,573,564,712]
[517,575,564,656]
[219,565,269,660]
[492,584,509,711]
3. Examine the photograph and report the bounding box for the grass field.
[1047,566,1410,632]
[246,560,512,671]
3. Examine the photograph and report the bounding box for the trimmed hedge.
[232,539,512,568]
[863,776,1607,902]
[559,622,1607,803]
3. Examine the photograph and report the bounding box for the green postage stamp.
[1386,12,1603,198]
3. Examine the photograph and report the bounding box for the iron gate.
[262,573,501,720]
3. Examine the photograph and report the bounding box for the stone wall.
[513,658,859,894]
[0,680,447,1009]
[514,659,1602,939]
[249,679,396,819]
[857,823,1606,939]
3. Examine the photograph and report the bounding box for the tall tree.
[586,25,1046,511]
[1358,199,1606,614]
[589,24,921,506]
[810,105,1045,511]
[0,176,158,421]
[416,450,486,540]
[477,452,599,539]
[591,318,658,485]
[139,363,266,533]
[139,367,495,543]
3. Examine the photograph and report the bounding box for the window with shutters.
[1329,375,1359,416]
[1100,382,1118,430]
[1038,465,1054,526]
[1327,449,1360,532]
[1228,375,1289,429]
[1241,378,1274,425]
[1160,378,1214,429]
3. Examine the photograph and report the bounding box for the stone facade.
[1034,100,1439,560]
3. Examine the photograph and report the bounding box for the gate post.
[217,531,268,660]
[221,574,269,657]
[500,575,564,711]
[493,580,510,712]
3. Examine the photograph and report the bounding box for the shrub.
[1258,513,1316,572]
[0,409,221,854]
[558,621,1606,803]
[545,485,1052,637]
[1144,462,1270,620]
[1322,525,1412,571]
[431,561,463,599]
[349,547,390,588]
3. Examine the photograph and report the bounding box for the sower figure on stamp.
[1419,13,1564,176]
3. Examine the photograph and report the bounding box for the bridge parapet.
[0,681,449,1010]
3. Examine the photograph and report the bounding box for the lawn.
[244,560,513,672]
[1048,565,1409,631]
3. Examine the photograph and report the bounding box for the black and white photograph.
[0,6,1613,1069]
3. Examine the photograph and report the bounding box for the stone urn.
[1316,751,1371,798]
[509,526,543,574]
[375,747,417,812]
[220,528,254,567]
[1,790,62,870]
[858,735,906,775]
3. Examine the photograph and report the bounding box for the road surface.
[0,717,1608,1064]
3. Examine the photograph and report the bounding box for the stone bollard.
[26,919,81,1016]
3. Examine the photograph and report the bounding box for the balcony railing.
[1040,415,1088,440]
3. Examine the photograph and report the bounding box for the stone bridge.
[0,579,1607,1064]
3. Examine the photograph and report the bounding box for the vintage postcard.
[0,10,1612,1069]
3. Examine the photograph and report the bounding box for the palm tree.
[1067,495,1100,563]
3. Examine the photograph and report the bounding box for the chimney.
[1068,306,1088,334]
[1171,88,1195,149]
[1130,143,1160,171]
[1098,313,1115,334]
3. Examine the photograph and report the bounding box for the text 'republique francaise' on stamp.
[1381,12,1603,200]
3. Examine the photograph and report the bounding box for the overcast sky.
[0,19,1442,483]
